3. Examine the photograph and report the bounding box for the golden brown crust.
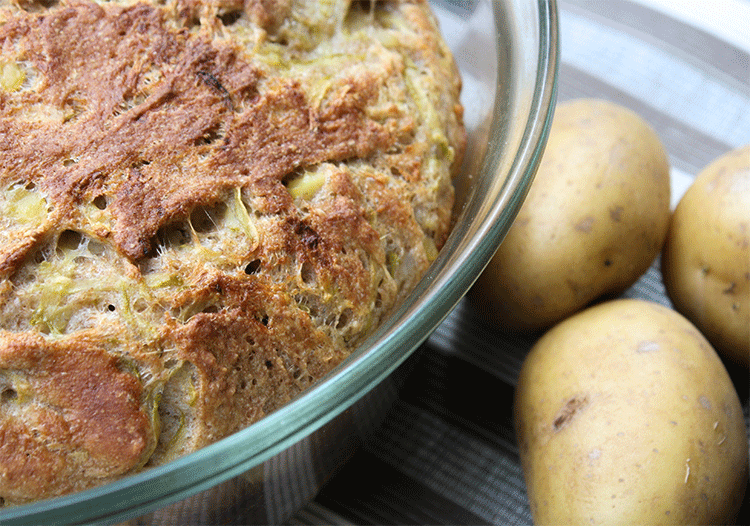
[163,273,344,443]
[0,1,394,261]
[0,0,464,503]
[0,331,155,501]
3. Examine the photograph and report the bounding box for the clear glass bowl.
[0,1,558,523]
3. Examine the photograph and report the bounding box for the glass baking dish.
[0,0,558,523]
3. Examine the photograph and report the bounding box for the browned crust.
[162,272,346,444]
[0,1,395,261]
[0,331,154,501]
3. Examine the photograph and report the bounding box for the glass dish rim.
[0,1,559,523]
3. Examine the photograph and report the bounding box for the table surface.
[288,0,750,524]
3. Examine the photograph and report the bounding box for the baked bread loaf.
[0,0,464,504]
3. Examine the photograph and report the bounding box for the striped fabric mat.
[290,0,750,524]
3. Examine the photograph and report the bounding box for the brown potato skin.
[514,299,748,526]
[470,99,670,332]
[661,144,750,368]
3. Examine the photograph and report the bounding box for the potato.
[514,299,748,525]
[661,144,750,368]
[471,99,670,332]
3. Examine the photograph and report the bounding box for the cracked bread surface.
[0,0,464,504]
